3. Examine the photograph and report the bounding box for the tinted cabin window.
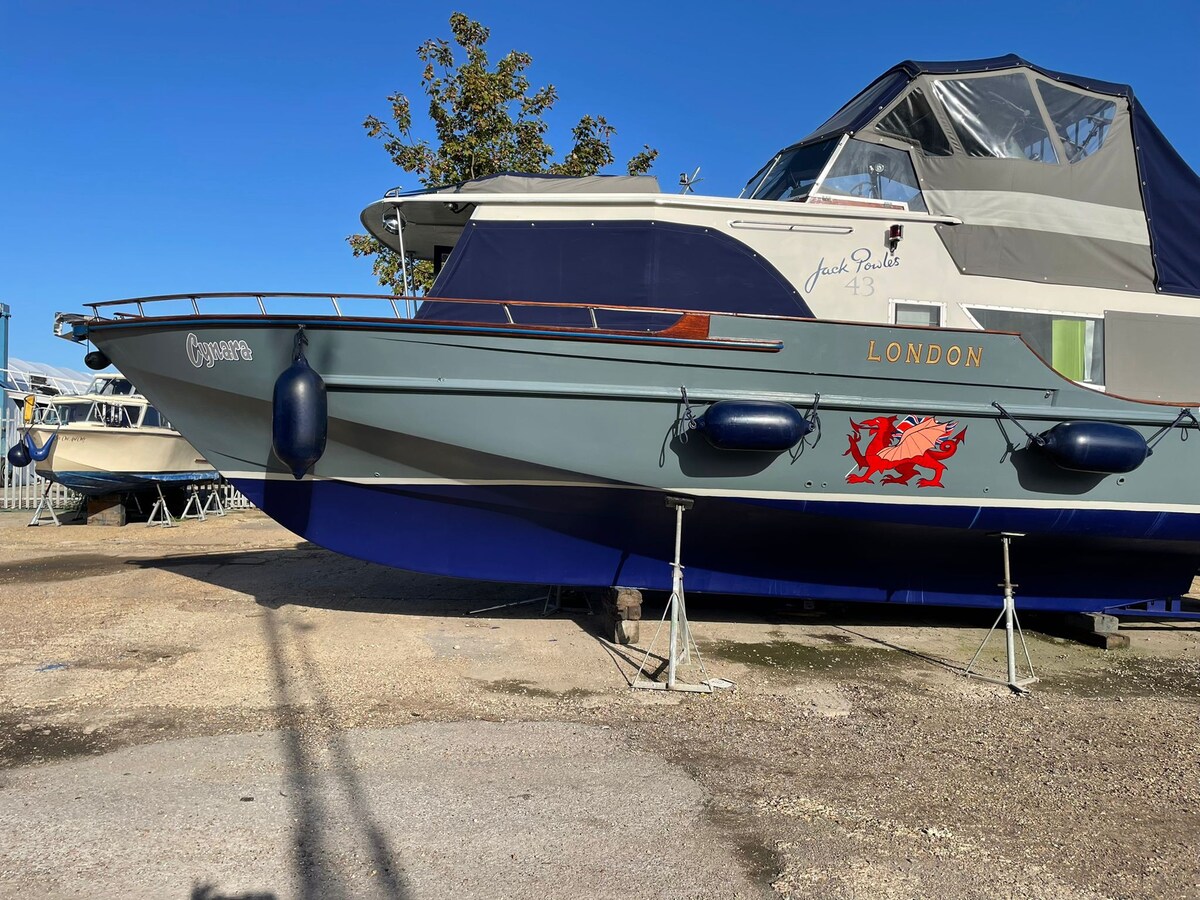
[875,89,952,156]
[932,74,1058,163]
[1037,81,1117,163]
[893,302,941,327]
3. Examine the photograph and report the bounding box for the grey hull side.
[78,313,1200,611]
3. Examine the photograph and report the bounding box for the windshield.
[86,401,138,427]
[812,139,927,211]
[87,376,135,397]
[34,401,89,426]
[743,138,839,202]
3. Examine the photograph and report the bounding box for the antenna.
[678,167,703,194]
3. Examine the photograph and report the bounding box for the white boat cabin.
[363,56,1200,404]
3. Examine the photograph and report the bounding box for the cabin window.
[892,301,942,327]
[744,138,840,202]
[812,139,927,211]
[141,406,168,428]
[1036,81,1117,164]
[966,306,1104,384]
[35,403,86,426]
[875,89,952,157]
[932,75,1058,164]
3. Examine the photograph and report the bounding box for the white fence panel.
[2,406,81,510]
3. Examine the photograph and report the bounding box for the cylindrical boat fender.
[6,441,31,469]
[695,400,811,452]
[1036,421,1148,474]
[271,329,328,479]
[84,350,110,371]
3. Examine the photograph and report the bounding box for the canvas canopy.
[743,55,1200,297]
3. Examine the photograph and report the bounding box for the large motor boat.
[53,56,1200,616]
[18,373,217,496]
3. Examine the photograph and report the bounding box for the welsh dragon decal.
[844,415,967,488]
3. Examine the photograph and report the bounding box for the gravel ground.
[0,510,1198,899]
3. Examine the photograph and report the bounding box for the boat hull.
[231,475,1198,612]
[30,426,217,496]
[77,312,1200,613]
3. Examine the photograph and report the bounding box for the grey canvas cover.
[766,55,1200,297]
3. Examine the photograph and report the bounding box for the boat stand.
[28,482,61,527]
[180,484,207,521]
[201,483,227,517]
[632,497,714,693]
[965,532,1037,692]
[146,484,177,528]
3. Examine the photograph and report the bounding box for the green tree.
[347,12,657,294]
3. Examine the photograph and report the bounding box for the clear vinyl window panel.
[967,307,1104,384]
[875,88,952,156]
[1036,81,1117,164]
[932,74,1058,163]
[812,139,927,211]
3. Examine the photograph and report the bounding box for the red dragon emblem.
[844,415,967,488]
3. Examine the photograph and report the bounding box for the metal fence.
[2,404,254,512]
[1,405,79,509]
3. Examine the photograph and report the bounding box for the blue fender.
[1036,421,1148,474]
[695,400,812,452]
[24,432,55,462]
[272,335,328,480]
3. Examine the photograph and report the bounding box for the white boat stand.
[146,484,177,528]
[965,532,1037,693]
[180,484,207,521]
[180,482,227,521]
[632,496,721,694]
[201,483,227,517]
[28,482,63,527]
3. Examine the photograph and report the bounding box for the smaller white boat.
[20,373,216,496]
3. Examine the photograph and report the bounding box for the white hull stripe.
[221,471,1200,516]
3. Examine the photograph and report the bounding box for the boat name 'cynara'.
[804,248,899,293]
[866,339,982,368]
[186,333,253,368]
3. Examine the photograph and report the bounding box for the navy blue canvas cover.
[419,220,813,327]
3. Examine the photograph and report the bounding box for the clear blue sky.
[4,0,1199,367]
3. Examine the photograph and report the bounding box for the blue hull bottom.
[233,477,1200,614]
[49,470,221,496]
